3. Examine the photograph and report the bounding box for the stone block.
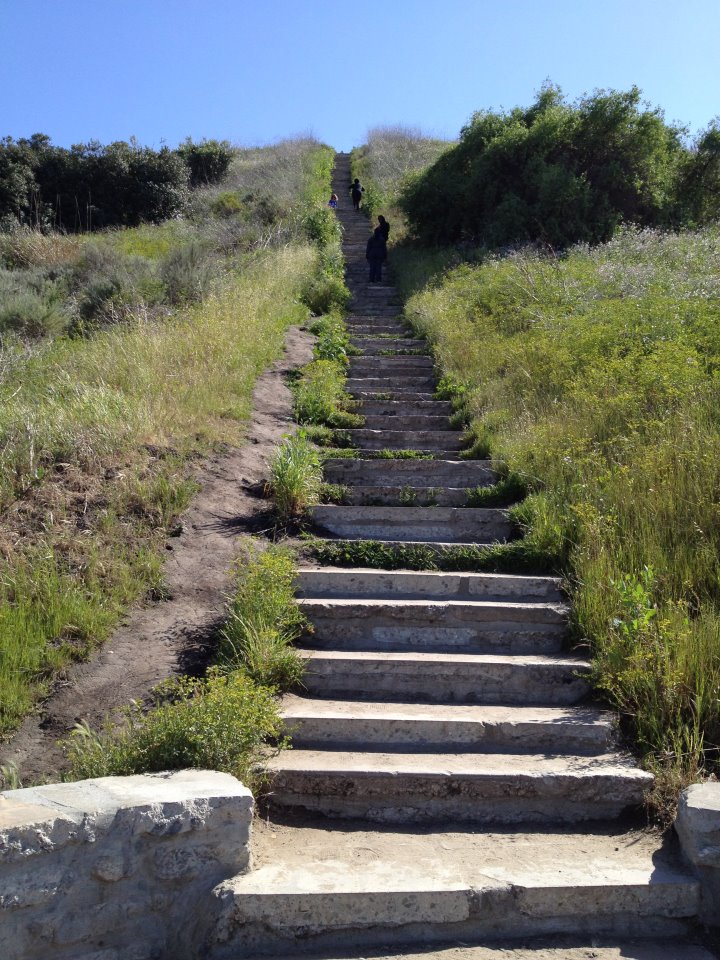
[0,769,254,960]
[675,781,720,926]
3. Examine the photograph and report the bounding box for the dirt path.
[1,326,314,784]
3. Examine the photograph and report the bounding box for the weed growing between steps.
[305,534,558,575]
[267,433,323,521]
[64,546,305,786]
[217,546,307,689]
[393,225,720,809]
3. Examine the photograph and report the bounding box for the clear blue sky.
[1,0,718,150]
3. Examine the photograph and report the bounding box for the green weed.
[267,433,323,520]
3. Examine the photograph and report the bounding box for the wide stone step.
[323,457,495,486]
[349,357,435,374]
[211,822,698,957]
[281,697,615,754]
[349,337,428,353]
[299,650,590,705]
[344,429,463,450]
[347,377,437,394]
[299,598,568,654]
[311,505,511,543]
[345,324,407,335]
[361,415,453,430]
[343,485,473,506]
[359,399,453,416]
[295,568,564,602]
[259,944,715,960]
[266,750,653,824]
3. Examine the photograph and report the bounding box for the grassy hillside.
[0,139,336,737]
[393,227,720,810]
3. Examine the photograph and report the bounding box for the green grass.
[267,432,323,520]
[395,222,720,808]
[63,670,282,791]
[0,247,317,736]
[62,545,308,789]
[217,546,307,690]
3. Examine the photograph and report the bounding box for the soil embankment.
[2,327,313,783]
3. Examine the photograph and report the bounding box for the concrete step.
[343,485,474,506]
[351,391,438,403]
[361,415,453,431]
[281,696,616,754]
[359,399,453,416]
[254,945,717,960]
[345,325,407,335]
[349,357,435,374]
[211,821,698,958]
[344,429,463,451]
[299,598,568,654]
[299,650,590,705]
[267,750,653,824]
[347,378,437,395]
[295,569,565,602]
[349,338,428,353]
[322,458,495,486]
[310,505,511,543]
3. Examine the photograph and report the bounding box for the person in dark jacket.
[366,227,387,282]
[349,178,364,210]
[377,215,390,241]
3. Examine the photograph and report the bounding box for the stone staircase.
[212,154,712,959]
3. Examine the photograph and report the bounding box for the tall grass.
[267,432,323,520]
[351,127,453,234]
[395,223,720,810]
[0,246,316,736]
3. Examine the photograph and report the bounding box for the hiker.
[328,192,338,208]
[349,178,364,210]
[366,226,387,283]
[377,215,390,241]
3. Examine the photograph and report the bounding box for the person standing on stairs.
[377,214,390,241]
[349,177,364,210]
[366,226,387,283]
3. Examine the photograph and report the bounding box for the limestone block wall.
[0,769,253,960]
[675,782,720,927]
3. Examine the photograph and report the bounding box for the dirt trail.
[1,326,314,783]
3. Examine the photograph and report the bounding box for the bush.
[301,273,350,315]
[160,242,216,305]
[400,85,687,247]
[177,138,234,187]
[0,290,67,338]
[64,670,281,789]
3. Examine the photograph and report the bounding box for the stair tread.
[282,696,612,726]
[269,748,650,777]
[300,649,587,666]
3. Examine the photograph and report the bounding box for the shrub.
[64,670,281,789]
[0,290,67,338]
[177,138,234,187]
[400,85,687,247]
[160,242,216,305]
[301,273,350,315]
[267,432,323,519]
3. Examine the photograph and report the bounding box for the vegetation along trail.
[205,153,715,958]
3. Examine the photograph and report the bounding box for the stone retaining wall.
[0,769,252,960]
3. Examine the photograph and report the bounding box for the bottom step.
[267,943,717,960]
[207,819,699,958]
[266,750,652,823]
